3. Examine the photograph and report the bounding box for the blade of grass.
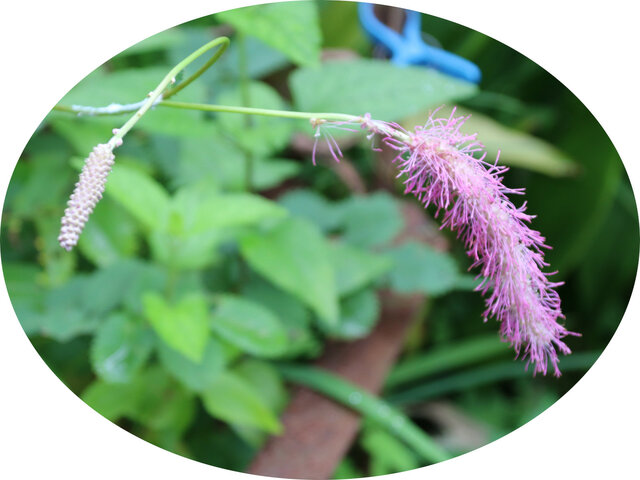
[276,364,450,464]
[385,335,511,390]
[386,351,600,406]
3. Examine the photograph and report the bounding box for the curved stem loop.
[103,36,230,148]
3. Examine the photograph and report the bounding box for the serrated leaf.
[242,276,319,357]
[171,186,287,234]
[157,337,226,392]
[105,162,170,231]
[290,59,477,121]
[217,2,321,67]
[324,289,380,340]
[35,276,98,341]
[330,242,392,296]
[143,292,210,362]
[230,359,289,446]
[337,192,404,248]
[82,367,196,433]
[278,189,341,232]
[385,242,459,296]
[201,371,282,434]
[210,295,288,358]
[240,217,339,326]
[90,312,153,383]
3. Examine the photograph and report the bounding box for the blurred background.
[1,1,637,478]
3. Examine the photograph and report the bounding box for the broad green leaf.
[149,185,286,270]
[82,260,147,317]
[149,229,224,271]
[252,158,301,191]
[171,186,287,234]
[210,295,288,358]
[105,162,170,231]
[324,289,380,340]
[143,292,210,362]
[35,276,99,341]
[157,337,226,392]
[361,423,419,476]
[337,192,404,248]
[240,217,339,326]
[278,189,341,232]
[330,242,392,296]
[10,150,74,220]
[201,371,282,434]
[216,81,295,157]
[4,263,45,336]
[290,59,477,121]
[90,312,153,383]
[82,367,196,433]
[385,242,459,296]
[242,276,320,357]
[402,106,578,177]
[230,359,289,446]
[217,2,321,67]
[77,197,139,267]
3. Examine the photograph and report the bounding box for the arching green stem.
[105,36,230,148]
[276,364,450,464]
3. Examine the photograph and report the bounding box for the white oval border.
[1,1,637,478]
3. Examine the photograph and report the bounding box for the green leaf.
[3,263,45,336]
[149,184,286,270]
[361,423,419,476]
[157,337,226,392]
[171,186,287,234]
[324,289,380,340]
[77,197,139,267]
[105,162,170,231]
[82,260,147,317]
[330,243,392,296]
[242,276,319,357]
[216,81,295,157]
[143,292,210,362]
[252,158,301,191]
[385,242,459,296]
[337,192,404,248]
[230,359,289,446]
[82,367,196,433]
[278,189,341,232]
[217,2,321,67]
[210,295,288,358]
[90,313,154,383]
[290,59,477,121]
[200,371,282,434]
[240,217,339,326]
[36,276,99,341]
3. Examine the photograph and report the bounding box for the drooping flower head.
[58,143,115,251]
[316,109,578,376]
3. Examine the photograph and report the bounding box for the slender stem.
[276,364,450,464]
[160,100,360,123]
[106,36,230,148]
[385,335,511,390]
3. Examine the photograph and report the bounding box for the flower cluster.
[320,109,577,375]
[58,143,115,252]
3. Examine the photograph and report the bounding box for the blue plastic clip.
[358,3,482,84]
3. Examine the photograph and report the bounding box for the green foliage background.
[2,1,637,477]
